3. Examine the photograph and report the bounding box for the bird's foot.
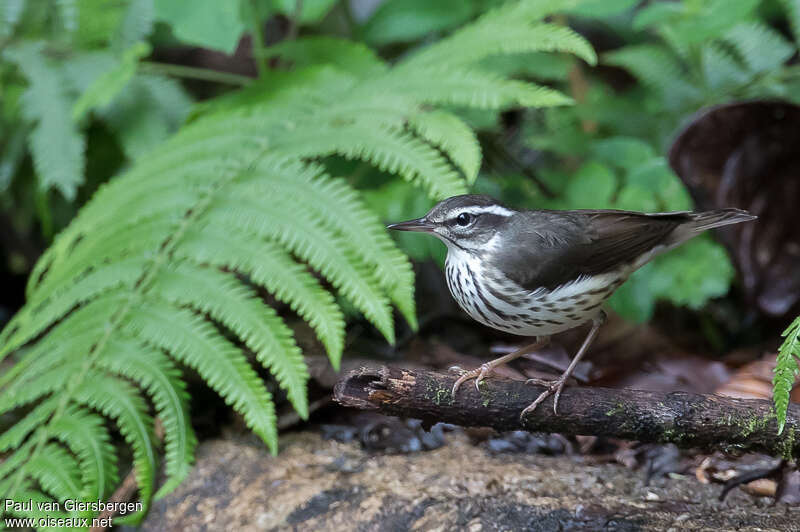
[521,376,568,418]
[451,363,495,395]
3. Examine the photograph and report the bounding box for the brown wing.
[495,209,691,291]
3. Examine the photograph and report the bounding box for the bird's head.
[387,195,515,253]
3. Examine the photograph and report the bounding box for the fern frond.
[407,16,596,69]
[1,293,126,381]
[723,22,794,74]
[1,258,142,356]
[0,360,82,414]
[203,196,396,342]
[409,110,482,184]
[122,301,278,452]
[237,159,417,327]
[96,337,193,498]
[604,44,701,107]
[47,406,119,500]
[0,439,36,480]
[176,223,346,366]
[2,485,72,523]
[32,213,183,296]
[72,370,157,517]
[23,443,83,504]
[700,42,750,90]
[380,67,573,109]
[152,262,310,419]
[0,398,59,452]
[774,315,800,434]
[276,120,466,200]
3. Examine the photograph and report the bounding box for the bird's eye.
[456,212,473,226]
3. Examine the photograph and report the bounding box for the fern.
[0,0,593,525]
[774,316,800,434]
[4,42,86,200]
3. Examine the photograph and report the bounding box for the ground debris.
[143,432,800,531]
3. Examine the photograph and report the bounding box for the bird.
[387,194,756,417]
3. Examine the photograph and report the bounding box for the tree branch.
[334,366,800,459]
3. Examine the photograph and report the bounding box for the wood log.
[334,365,800,459]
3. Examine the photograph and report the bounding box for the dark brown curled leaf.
[669,101,800,317]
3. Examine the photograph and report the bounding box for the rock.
[143,431,799,531]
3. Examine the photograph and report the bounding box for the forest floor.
[142,429,799,531]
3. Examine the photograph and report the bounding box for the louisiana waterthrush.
[388,194,756,417]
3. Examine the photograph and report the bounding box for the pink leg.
[522,311,606,417]
[451,337,550,395]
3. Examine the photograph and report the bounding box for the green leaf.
[270,0,338,24]
[567,0,639,18]
[155,0,245,53]
[632,2,685,31]
[0,0,24,39]
[73,41,152,121]
[564,161,617,208]
[608,265,656,323]
[115,0,155,49]
[265,37,387,78]
[662,0,760,46]
[649,238,734,309]
[361,0,476,46]
[774,316,800,434]
[782,0,800,45]
[589,137,655,171]
[75,0,127,47]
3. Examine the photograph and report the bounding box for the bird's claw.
[520,377,567,418]
[451,363,493,396]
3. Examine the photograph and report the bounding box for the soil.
[142,430,799,531]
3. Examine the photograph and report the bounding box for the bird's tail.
[686,208,757,233]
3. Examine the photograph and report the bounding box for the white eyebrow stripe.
[460,206,514,217]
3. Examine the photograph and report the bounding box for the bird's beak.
[386,217,434,233]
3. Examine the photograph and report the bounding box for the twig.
[139,62,253,85]
[334,366,800,459]
[89,469,138,532]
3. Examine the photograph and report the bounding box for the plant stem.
[139,62,253,85]
[287,0,304,41]
[249,0,269,76]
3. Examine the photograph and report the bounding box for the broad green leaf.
[632,2,685,31]
[271,0,338,24]
[564,161,617,208]
[155,0,245,54]
[115,0,156,49]
[362,0,476,46]
[567,0,639,18]
[590,137,655,170]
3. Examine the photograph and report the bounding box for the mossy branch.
[335,366,800,460]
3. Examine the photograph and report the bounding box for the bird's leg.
[522,310,607,417]
[451,337,550,395]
